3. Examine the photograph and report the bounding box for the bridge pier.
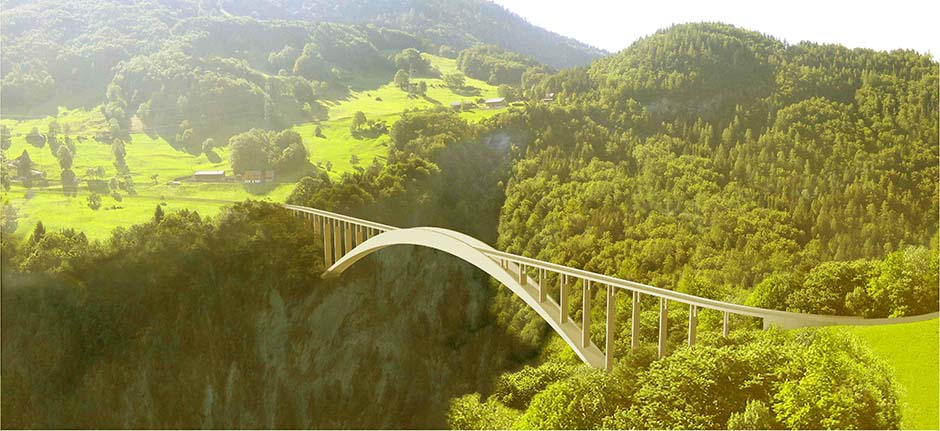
[538,269,546,303]
[631,291,641,350]
[560,275,570,323]
[605,285,616,371]
[323,218,334,266]
[688,304,698,346]
[313,215,322,236]
[722,311,729,337]
[658,298,668,359]
[582,279,591,348]
[333,219,343,262]
[344,222,353,253]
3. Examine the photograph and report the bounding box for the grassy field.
[846,318,939,430]
[1,53,503,240]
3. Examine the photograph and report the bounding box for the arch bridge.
[285,204,939,371]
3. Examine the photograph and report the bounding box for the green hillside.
[847,319,940,430]
[0,53,502,239]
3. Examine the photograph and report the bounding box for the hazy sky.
[490,0,939,59]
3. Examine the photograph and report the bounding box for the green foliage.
[619,332,795,429]
[491,361,579,409]
[30,221,46,244]
[457,44,550,86]
[86,193,102,210]
[497,84,520,101]
[13,149,33,179]
[513,369,627,429]
[229,128,308,174]
[867,245,940,317]
[459,328,901,430]
[25,128,45,148]
[0,201,333,428]
[748,243,939,317]
[443,71,466,89]
[789,260,879,315]
[349,111,388,138]
[56,145,74,170]
[393,69,410,89]
[447,393,520,430]
[773,330,900,429]
[727,400,776,430]
[393,48,433,76]
[0,125,11,150]
[19,227,90,274]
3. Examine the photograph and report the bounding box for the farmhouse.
[241,170,275,183]
[449,101,475,111]
[193,170,226,182]
[483,97,507,109]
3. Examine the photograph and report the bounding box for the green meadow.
[1,53,503,240]
[847,319,939,430]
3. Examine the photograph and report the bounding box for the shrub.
[726,400,776,429]
[492,361,578,409]
[514,370,626,430]
[773,329,900,430]
[447,393,519,430]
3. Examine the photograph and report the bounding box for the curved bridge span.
[285,204,939,370]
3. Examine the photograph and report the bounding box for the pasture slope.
[0,54,502,240]
[846,318,939,430]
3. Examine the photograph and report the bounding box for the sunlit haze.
[492,0,940,59]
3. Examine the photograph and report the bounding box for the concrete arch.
[323,227,608,368]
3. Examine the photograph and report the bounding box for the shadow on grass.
[422,95,442,105]
[453,86,481,97]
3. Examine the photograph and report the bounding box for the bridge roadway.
[284,204,940,370]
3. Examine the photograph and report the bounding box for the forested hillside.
[0,0,602,118]
[501,22,937,316]
[212,0,605,68]
[447,23,938,429]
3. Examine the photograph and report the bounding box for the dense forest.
[1,3,937,429]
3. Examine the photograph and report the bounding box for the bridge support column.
[722,311,729,337]
[631,291,641,350]
[582,279,591,348]
[658,298,668,359]
[538,269,546,303]
[355,225,364,246]
[605,285,616,371]
[313,215,322,236]
[518,264,526,286]
[688,305,698,347]
[333,219,343,262]
[323,218,334,266]
[560,275,569,323]
[344,222,353,253]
